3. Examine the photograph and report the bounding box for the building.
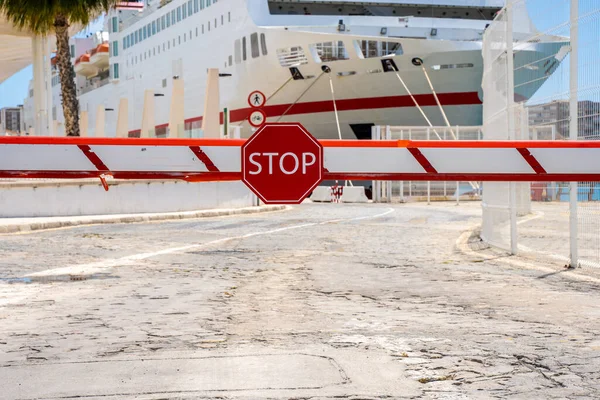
[0,106,24,135]
[528,100,600,139]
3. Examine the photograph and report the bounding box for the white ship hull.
[28,0,567,139]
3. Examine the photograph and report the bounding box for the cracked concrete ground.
[1,203,600,399]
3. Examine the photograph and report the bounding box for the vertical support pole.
[456,125,460,205]
[371,125,381,203]
[385,125,392,201]
[201,68,220,139]
[44,37,53,137]
[427,127,431,205]
[116,98,129,138]
[32,36,46,136]
[507,0,518,255]
[80,111,88,137]
[95,105,105,137]
[569,0,579,268]
[408,128,412,198]
[141,90,156,138]
[400,129,404,202]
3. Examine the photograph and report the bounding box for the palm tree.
[0,0,118,136]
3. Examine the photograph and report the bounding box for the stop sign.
[242,123,323,204]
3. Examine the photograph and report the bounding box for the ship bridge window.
[156,18,161,33]
[161,15,166,30]
[431,63,474,70]
[309,41,349,63]
[260,33,268,56]
[188,0,193,15]
[242,37,247,60]
[276,46,308,67]
[177,6,182,22]
[250,33,260,58]
[182,4,187,19]
[234,39,241,64]
[152,21,156,35]
[194,0,198,13]
[356,40,402,58]
[167,14,171,27]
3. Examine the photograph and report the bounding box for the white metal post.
[456,125,460,205]
[371,126,381,202]
[427,127,431,205]
[400,129,404,201]
[385,125,392,201]
[569,0,579,268]
[506,0,518,255]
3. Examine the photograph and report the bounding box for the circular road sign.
[248,90,266,108]
[248,109,267,128]
[242,123,324,204]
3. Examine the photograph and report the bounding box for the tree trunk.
[54,15,80,136]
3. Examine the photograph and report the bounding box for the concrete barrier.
[310,186,332,202]
[0,179,255,217]
[340,186,369,203]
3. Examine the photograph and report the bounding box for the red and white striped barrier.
[1,136,600,183]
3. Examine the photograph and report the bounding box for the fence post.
[427,127,431,205]
[569,0,579,268]
[385,125,392,201]
[400,129,405,202]
[456,125,460,206]
[506,0,518,255]
[371,126,381,203]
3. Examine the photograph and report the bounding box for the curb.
[0,205,290,234]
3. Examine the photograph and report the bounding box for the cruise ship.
[23,0,569,139]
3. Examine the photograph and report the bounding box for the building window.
[260,33,268,55]
[112,40,118,57]
[242,36,247,60]
[250,33,259,58]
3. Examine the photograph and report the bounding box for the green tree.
[0,0,118,136]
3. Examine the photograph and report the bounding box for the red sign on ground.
[241,123,324,204]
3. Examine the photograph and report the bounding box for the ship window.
[112,41,118,57]
[161,15,166,30]
[168,41,170,49]
[309,41,349,63]
[234,39,241,64]
[228,11,231,22]
[163,79,167,88]
[208,21,210,31]
[134,31,138,44]
[431,63,474,70]
[182,4,187,19]
[229,55,232,66]
[194,0,198,13]
[356,40,403,58]
[167,14,171,27]
[196,27,198,36]
[200,0,204,9]
[260,33,268,55]
[113,63,119,79]
[242,37,247,60]
[156,18,161,33]
[184,33,186,42]
[153,48,156,56]
[111,17,118,33]
[171,10,176,25]
[143,26,147,40]
[139,28,143,41]
[158,46,160,54]
[221,15,224,25]
[250,33,259,58]
[188,0,193,15]
[202,24,204,34]
[152,21,156,35]
[179,36,181,45]
[215,18,217,28]
[177,7,182,22]
[276,46,309,67]
[148,23,153,37]
[163,43,165,51]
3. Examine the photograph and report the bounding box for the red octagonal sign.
[242,123,324,204]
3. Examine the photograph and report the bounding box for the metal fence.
[481,0,600,268]
[371,125,484,204]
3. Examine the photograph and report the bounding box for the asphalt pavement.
[2,202,600,399]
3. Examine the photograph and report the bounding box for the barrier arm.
[1,136,600,184]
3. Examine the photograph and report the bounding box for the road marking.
[23,207,395,280]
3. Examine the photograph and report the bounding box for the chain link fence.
[481,0,600,268]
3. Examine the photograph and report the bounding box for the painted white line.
[25,207,396,279]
